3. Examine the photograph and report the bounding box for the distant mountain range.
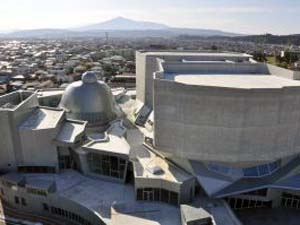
[1,17,299,45]
[0,17,240,38]
[75,17,170,31]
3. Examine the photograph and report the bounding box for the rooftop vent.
[148,166,165,176]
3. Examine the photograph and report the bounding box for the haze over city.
[0,0,299,34]
[0,1,300,225]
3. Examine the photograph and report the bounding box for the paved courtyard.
[236,208,300,225]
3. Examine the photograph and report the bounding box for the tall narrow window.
[14,196,19,204]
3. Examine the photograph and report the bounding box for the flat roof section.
[135,149,193,183]
[37,89,64,98]
[56,120,87,144]
[25,177,56,191]
[20,107,64,130]
[83,134,130,158]
[1,173,25,185]
[181,204,212,224]
[111,204,161,225]
[173,74,300,89]
[49,170,181,225]
[139,51,252,58]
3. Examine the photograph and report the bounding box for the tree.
[253,51,267,62]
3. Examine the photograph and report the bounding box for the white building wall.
[0,181,105,225]
[153,78,300,166]
[0,92,39,171]
[135,51,254,108]
[19,127,60,169]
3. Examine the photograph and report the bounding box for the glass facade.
[51,206,97,225]
[243,160,281,177]
[18,166,56,174]
[225,197,272,210]
[207,160,281,178]
[281,192,300,209]
[87,153,126,180]
[136,188,179,205]
[241,189,268,197]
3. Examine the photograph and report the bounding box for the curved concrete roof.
[59,72,116,125]
[173,74,300,89]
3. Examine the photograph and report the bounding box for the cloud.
[162,6,275,14]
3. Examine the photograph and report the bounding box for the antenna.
[105,32,109,44]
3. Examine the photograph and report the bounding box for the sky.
[0,0,299,34]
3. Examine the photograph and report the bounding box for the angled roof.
[213,156,300,198]
[56,119,87,144]
[181,204,211,223]
[271,173,300,191]
[83,134,130,158]
[135,149,193,183]
[190,160,234,196]
[20,107,64,130]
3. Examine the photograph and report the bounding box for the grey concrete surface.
[236,208,300,225]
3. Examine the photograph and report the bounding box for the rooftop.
[83,134,130,158]
[20,107,64,130]
[139,51,251,59]
[37,89,64,98]
[134,149,193,183]
[171,74,300,89]
[180,204,212,223]
[25,176,55,191]
[33,170,181,225]
[56,120,87,144]
[0,91,35,110]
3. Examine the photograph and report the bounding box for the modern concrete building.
[2,52,300,225]
[135,50,300,211]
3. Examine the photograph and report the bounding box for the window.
[258,164,269,176]
[136,188,179,205]
[137,189,143,200]
[209,160,281,178]
[241,189,268,197]
[225,197,272,210]
[43,203,49,211]
[21,198,26,206]
[18,166,55,174]
[49,206,92,225]
[87,153,127,180]
[281,192,300,209]
[14,196,19,204]
[243,167,259,177]
[208,163,230,175]
[154,188,160,201]
[161,189,169,203]
[169,191,179,205]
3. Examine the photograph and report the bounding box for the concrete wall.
[136,51,147,104]
[19,126,61,169]
[0,92,39,171]
[153,78,300,166]
[134,176,195,204]
[267,64,300,80]
[0,180,105,225]
[135,51,254,108]
[163,61,268,75]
